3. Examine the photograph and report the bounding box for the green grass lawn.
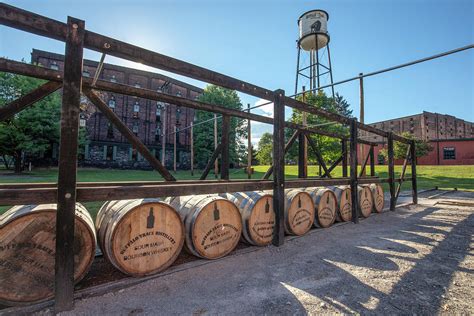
[1,165,473,218]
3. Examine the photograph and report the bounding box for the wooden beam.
[190,122,194,176]
[0,81,62,121]
[54,17,84,312]
[342,139,348,177]
[272,89,285,247]
[83,88,175,181]
[358,149,371,177]
[213,114,219,178]
[220,115,230,180]
[369,145,375,177]
[349,119,359,223]
[0,3,411,144]
[395,144,411,199]
[262,130,299,180]
[247,104,252,179]
[388,132,396,211]
[410,140,418,204]
[305,133,330,177]
[0,59,382,146]
[321,155,343,178]
[199,143,222,180]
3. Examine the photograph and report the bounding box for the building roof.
[31,49,203,93]
[367,110,473,125]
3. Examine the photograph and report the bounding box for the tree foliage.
[0,71,87,172]
[286,91,353,164]
[255,132,273,165]
[194,85,246,168]
[379,132,433,162]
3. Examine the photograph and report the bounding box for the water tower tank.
[298,10,330,51]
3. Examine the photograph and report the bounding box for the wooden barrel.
[331,186,352,222]
[283,189,314,236]
[166,195,242,259]
[369,183,385,213]
[358,186,374,218]
[305,187,337,228]
[220,191,274,246]
[0,203,96,306]
[96,199,184,277]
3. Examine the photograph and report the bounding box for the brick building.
[32,49,202,169]
[359,111,474,165]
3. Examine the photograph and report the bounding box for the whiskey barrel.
[166,195,242,259]
[358,186,374,218]
[0,203,96,306]
[331,186,352,222]
[283,189,314,236]
[96,199,184,277]
[369,183,385,213]
[220,191,274,246]
[305,187,337,228]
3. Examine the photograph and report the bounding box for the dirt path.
[13,192,474,315]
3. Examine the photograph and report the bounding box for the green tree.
[255,132,273,165]
[286,91,353,164]
[194,85,246,169]
[0,71,87,173]
[379,132,433,163]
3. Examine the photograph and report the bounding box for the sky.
[1,0,473,146]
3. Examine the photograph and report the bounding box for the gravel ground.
[6,191,474,315]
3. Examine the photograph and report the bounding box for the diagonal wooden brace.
[83,88,176,181]
[200,143,223,180]
[321,155,343,178]
[262,130,300,180]
[0,81,62,121]
[305,133,330,177]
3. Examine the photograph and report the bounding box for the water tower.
[295,9,335,97]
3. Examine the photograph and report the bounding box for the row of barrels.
[0,184,384,305]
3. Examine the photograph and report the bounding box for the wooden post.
[349,119,359,224]
[173,125,177,173]
[190,122,194,176]
[273,89,285,246]
[298,86,307,178]
[388,132,396,211]
[214,113,218,178]
[54,16,84,312]
[247,103,252,179]
[161,105,166,166]
[359,73,365,176]
[221,115,230,180]
[370,145,375,176]
[341,139,348,177]
[410,140,418,204]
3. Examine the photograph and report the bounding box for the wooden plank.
[321,155,343,178]
[214,114,218,178]
[387,132,396,211]
[305,133,330,177]
[0,3,409,144]
[358,149,371,177]
[247,104,252,179]
[0,58,382,146]
[262,130,299,180]
[220,115,230,180]
[199,143,222,180]
[395,144,411,199]
[0,81,62,121]
[298,132,307,178]
[349,119,359,223]
[369,145,375,177]
[272,89,285,247]
[190,122,194,176]
[410,140,418,204]
[341,139,348,177]
[83,88,175,181]
[54,17,84,312]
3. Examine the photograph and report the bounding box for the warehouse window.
[132,122,139,135]
[82,69,90,77]
[134,82,141,88]
[50,61,59,70]
[110,75,117,83]
[155,125,161,141]
[443,147,455,160]
[79,114,86,127]
[108,96,116,109]
[107,122,114,139]
[106,146,114,161]
[176,91,182,97]
[176,107,182,123]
